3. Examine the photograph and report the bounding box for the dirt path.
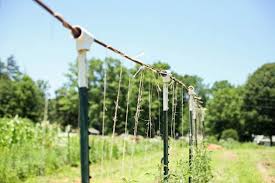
[257,162,275,183]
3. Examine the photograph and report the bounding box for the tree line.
[0,55,274,143]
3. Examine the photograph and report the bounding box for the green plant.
[221,129,239,141]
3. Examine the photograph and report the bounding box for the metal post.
[66,125,71,163]
[194,117,198,148]
[201,108,206,140]
[75,27,94,183]
[188,86,195,183]
[162,71,171,182]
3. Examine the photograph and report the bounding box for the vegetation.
[206,63,275,143]
[24,141,275,183]
[0,117,164,182]
[1,56,274,143]
[242,63,275,144]
[0,54,275,182]
[221,129,239,141]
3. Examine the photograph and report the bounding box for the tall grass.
[0,117,162,183]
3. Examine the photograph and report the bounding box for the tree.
[206,81,243,140]
[37,80,50,121]
[221,129,239,141]
[243,63,275,145]
[6,55,20,80]
[211,80,233,92]
[0,56,44,121]
[51,57,209,137]
[0,59,7,78]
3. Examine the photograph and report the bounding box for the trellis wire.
[33,0,190,91]
[31,2,207,182]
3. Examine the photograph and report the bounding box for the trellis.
[32,1,206,183]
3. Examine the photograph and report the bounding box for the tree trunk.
[270,135,273,147]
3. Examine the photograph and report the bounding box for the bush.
[205,135,218,144]
[221,129,239,141]
[168,144,212,183]
[0,117,65,183]
[0,117,163,182]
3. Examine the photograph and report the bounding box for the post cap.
[161,70,172,83]
[188,85,196,96]
[74,26,94,51]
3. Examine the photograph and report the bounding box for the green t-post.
[75,27,94,183]
[162,71,171,182]
[79,86,90,182]
[188,86,195,183]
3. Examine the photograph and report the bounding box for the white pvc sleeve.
[189,96,193,112]
[77,51,88,88]
[163,84,169,111]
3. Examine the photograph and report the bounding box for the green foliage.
[0,117,163,183]
[243,63,275,143]
[0,118,64,183]
[221,129,239,141]
[211,80,233,92]
[205,135,218,144]
[169,145,212,183]
[206,83,244,140]
[191,147,212,183]
[52,58,203,137]
[0,56,44,121]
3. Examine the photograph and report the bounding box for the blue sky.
[1,0,275,96]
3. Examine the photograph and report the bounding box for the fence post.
[188,86,195,183]
[75,27,94,183]
[194,108,198,148]
[201,108,206,140]
[161,71,171,182]
[66,125,71,163]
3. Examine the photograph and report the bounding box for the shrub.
[205,135,218,144]
[0,117,65,183]
[221,129,239,141]
[168,144,212,183]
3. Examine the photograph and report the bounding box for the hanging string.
[181,87,184,139]
[173,83,178,138]
[122,75,132,176]
[149,82,152,139]
[130,70,144,175]
[144,82,152,162]
[154,73,161,136]
[157,88,161,136]
[110,64,123,160]
[171,82,175,138]
[148,82,153,163]
[133,71,144,138]
[101,58,108,175]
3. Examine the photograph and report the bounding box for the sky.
[1,0,275,96]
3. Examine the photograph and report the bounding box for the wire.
[32,0,190,91]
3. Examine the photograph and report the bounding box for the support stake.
[188,86,195,183]
[162,71,171,182]
[75,26,94,183]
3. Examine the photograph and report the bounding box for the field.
[26,141,275,183]
[1,118,275,183]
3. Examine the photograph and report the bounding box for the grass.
[210,144,275,183]
[25,141,275,183]
[1,118,274,183]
